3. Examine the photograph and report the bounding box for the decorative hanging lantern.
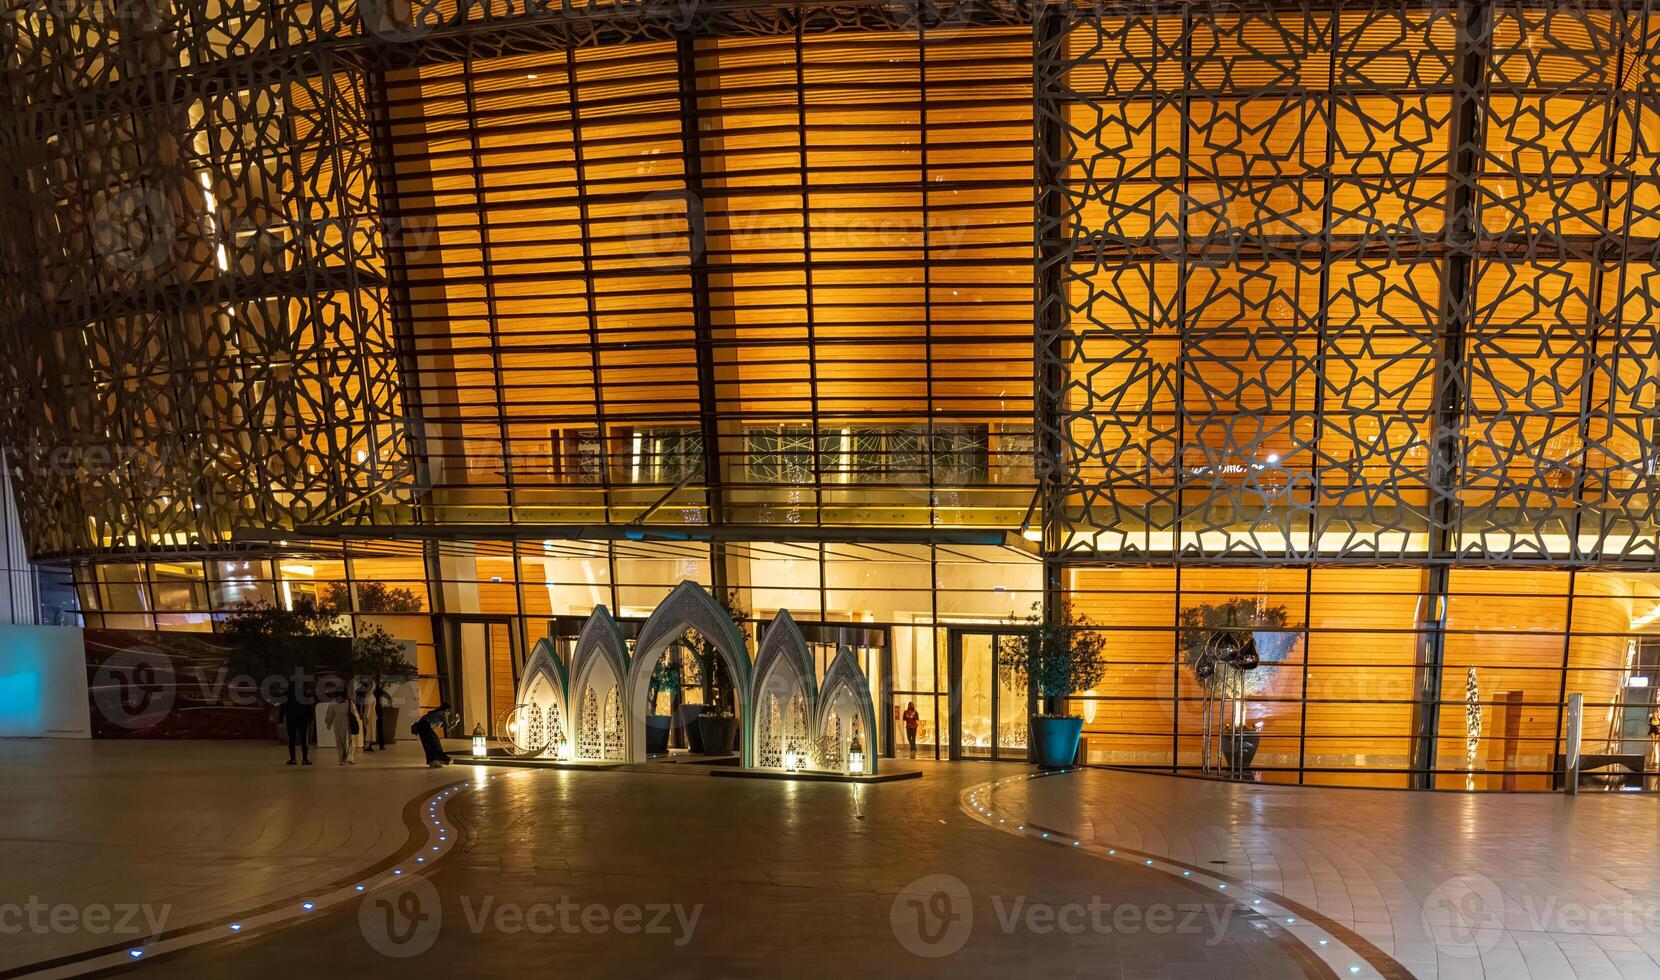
[848,725,866,776]
[471,723,487,758]
[783,746,800,772]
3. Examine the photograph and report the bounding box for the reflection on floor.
[982,767,1660,980]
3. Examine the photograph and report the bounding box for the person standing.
[329,690,360,765]
[412,703,451,768]
[278,685,314,766]
[373,683,394,750]
[902,701,921,758]
[357,680,378,755]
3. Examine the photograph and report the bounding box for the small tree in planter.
[997,602,1108,768]
[349,625,418,747]
[351,625,417,689]
[1178,597,1301,772]
[222,596,349,689]
[683,588,749,755]
[644,657,680,756]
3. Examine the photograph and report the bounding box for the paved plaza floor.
[2,741,1656,979]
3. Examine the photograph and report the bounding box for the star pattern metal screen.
[4,0,1659,571]
[1038,0,1660,567]
[0,4,425,558]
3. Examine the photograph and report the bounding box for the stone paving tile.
[0,739,456,971]
[12,744,1660,978]
[989,768,1660,980]
[121,760,1307,979]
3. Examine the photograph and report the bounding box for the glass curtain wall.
[1069,565,1660,789]
[376,27,1038,535]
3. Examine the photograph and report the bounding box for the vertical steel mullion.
[1033,1,1069,691]
[1412,0,1490,789]
[1171,5,1195,773]
[565,44,615,523]
[675,33,727,595]
[1298,564,1312,784]
[793,26,825,522]
[920,25,936,522]
[1299,9,1342,786]
[459,54,514,524]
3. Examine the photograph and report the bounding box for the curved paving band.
[511,580,880,775]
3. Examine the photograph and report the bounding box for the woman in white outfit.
[330,692,360,765]
[357,681,377,755]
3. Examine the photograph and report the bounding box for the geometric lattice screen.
[1039,2,1660,566]
[3,0,1658,569]
[0,3,416,558]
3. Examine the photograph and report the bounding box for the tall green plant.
[686,588,749,715]
[997,602,1108,716]
[647,656,681,716]
[350,624,418,687]
[221,596,347,681]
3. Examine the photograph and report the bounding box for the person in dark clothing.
[373,684,393,750]
[278,686,315,766]
[412,703,452,768]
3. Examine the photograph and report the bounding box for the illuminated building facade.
[4,0,1659,787]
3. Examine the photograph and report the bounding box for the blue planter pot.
[1031,716,1084,768]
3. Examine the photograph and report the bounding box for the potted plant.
[687,588,748,756]
[645,657,678,757]
[1179,597,1300,772]
[350,624,418,744]
[998,602,1108,768]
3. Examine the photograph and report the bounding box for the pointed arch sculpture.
[504,596,882,777]
[511,637,570,759]
[569,605,630,762]
[750,609,817,770]
[815,645,880,776]
[625,580,754,766]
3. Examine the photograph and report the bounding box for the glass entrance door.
[949,629,1030,760]
[444,616,520,737]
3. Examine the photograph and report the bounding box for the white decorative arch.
[749,609,817,770]
[514,637,570,759]
[569,605,630,761]
[625,580,754,766]
[815,645,880,776]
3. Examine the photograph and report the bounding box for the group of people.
[275,682,456,769]
[275,681,395,766]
